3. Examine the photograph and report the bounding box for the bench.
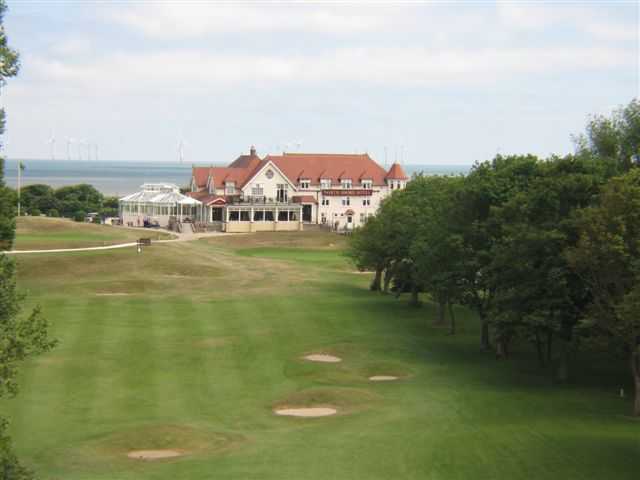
[138,238,152,246]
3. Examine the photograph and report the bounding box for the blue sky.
[1,0,637,165]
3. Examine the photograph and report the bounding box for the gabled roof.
[385,162,409,180]
[265,153,388,186]
[192,163,267,190]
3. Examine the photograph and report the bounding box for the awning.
[292,195,317,204]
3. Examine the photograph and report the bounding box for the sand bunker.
[369,375,399,381]
[127,449,184,460]
[274,407,337,417]
[304,354,342,363]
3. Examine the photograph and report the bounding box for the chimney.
[250,145,256,156]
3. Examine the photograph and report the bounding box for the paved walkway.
[3,230,233,255]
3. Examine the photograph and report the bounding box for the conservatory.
[119,183,202,228]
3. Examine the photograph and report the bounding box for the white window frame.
[225,182,236,195]
[361,180,372,189]
[320,179,331,189]
[341,179,352,189]
[300,179,311,189]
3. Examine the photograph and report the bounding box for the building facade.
[187,147,409,232]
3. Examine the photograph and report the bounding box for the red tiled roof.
[292,195,318,204]
[192,163,266,190]
[385,162,409,180]
[185,191,230,205]
[265,153,388,186]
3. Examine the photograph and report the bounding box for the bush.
[47,209,59,218]
[73,210,87,222]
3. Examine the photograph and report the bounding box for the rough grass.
[14,217,172,250]
[2,229,639,479]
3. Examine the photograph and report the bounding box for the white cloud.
[23,44,635,96]
[113,3,396,37]
[497,2,638,42]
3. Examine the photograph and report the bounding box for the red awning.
[292,195,317,204]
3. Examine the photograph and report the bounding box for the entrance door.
[302,204,312,222]
[347,215,353,228]
[211,207,223,222]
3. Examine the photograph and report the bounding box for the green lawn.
[14,217,172,250]
[2,230,638,479]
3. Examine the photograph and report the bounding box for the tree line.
[348,99,640,416]
[0,1,56,478]
[16,183,119,222]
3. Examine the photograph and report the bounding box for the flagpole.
[17,161,21,218]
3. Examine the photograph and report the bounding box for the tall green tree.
[456,154,542,350]
[567,168,640,416]
[486,156,606,375]
[574,99,640,173]
[0,2,56,477]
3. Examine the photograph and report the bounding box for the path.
[3,230,236,255]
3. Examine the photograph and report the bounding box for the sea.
[2,159,472,196]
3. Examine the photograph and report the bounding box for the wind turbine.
[48,132,56,160]
[66,138,74,161]
[178,138,187,163]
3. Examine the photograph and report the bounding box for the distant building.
[186,146,409,232]
[118,148,409,232]
[119,183,202,228]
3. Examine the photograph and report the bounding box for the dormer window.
[320,179,331,189]
[300,179,310,189]
[341,179,352,189]
[361,180,372,189]
[225,182,236,195]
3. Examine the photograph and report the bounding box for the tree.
[486,156,605,373]
[0,2,56,476]
[456,154,542,350]
[408,175,464,332]
[567,168,640,416]
[574,98,640,173]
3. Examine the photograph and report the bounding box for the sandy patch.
[369,375,399,381]
[274,407,337,417]
[304,354,342,363]
[127,449,184,460]
[350,270,373,275]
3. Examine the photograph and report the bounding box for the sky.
[1,0,638,165]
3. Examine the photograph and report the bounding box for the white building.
[119,183,202,228]
[187,147,409,232]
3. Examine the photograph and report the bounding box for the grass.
[1,226,639,479]
[14,217,172,250]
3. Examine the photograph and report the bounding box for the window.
[362,198,371,206]
[321,198,330,206]
[276,184,288,202]
[229,211,239,221]
[300,179,310,189]
[342,197,350,206]
[320,179,331,189]
[253,210,264,221]
[341,179,352,188]
[361,180,372,189]
[225,182,236,195]
[240,210,250,221]
[360,213,366,223]
[252,183,263,196]
[278,210,289,221]
[265,210,274,221]
[289,210,298,221]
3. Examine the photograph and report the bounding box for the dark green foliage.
[19,183,110,220]
[0,1,56,475]
[349,98,640,415]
